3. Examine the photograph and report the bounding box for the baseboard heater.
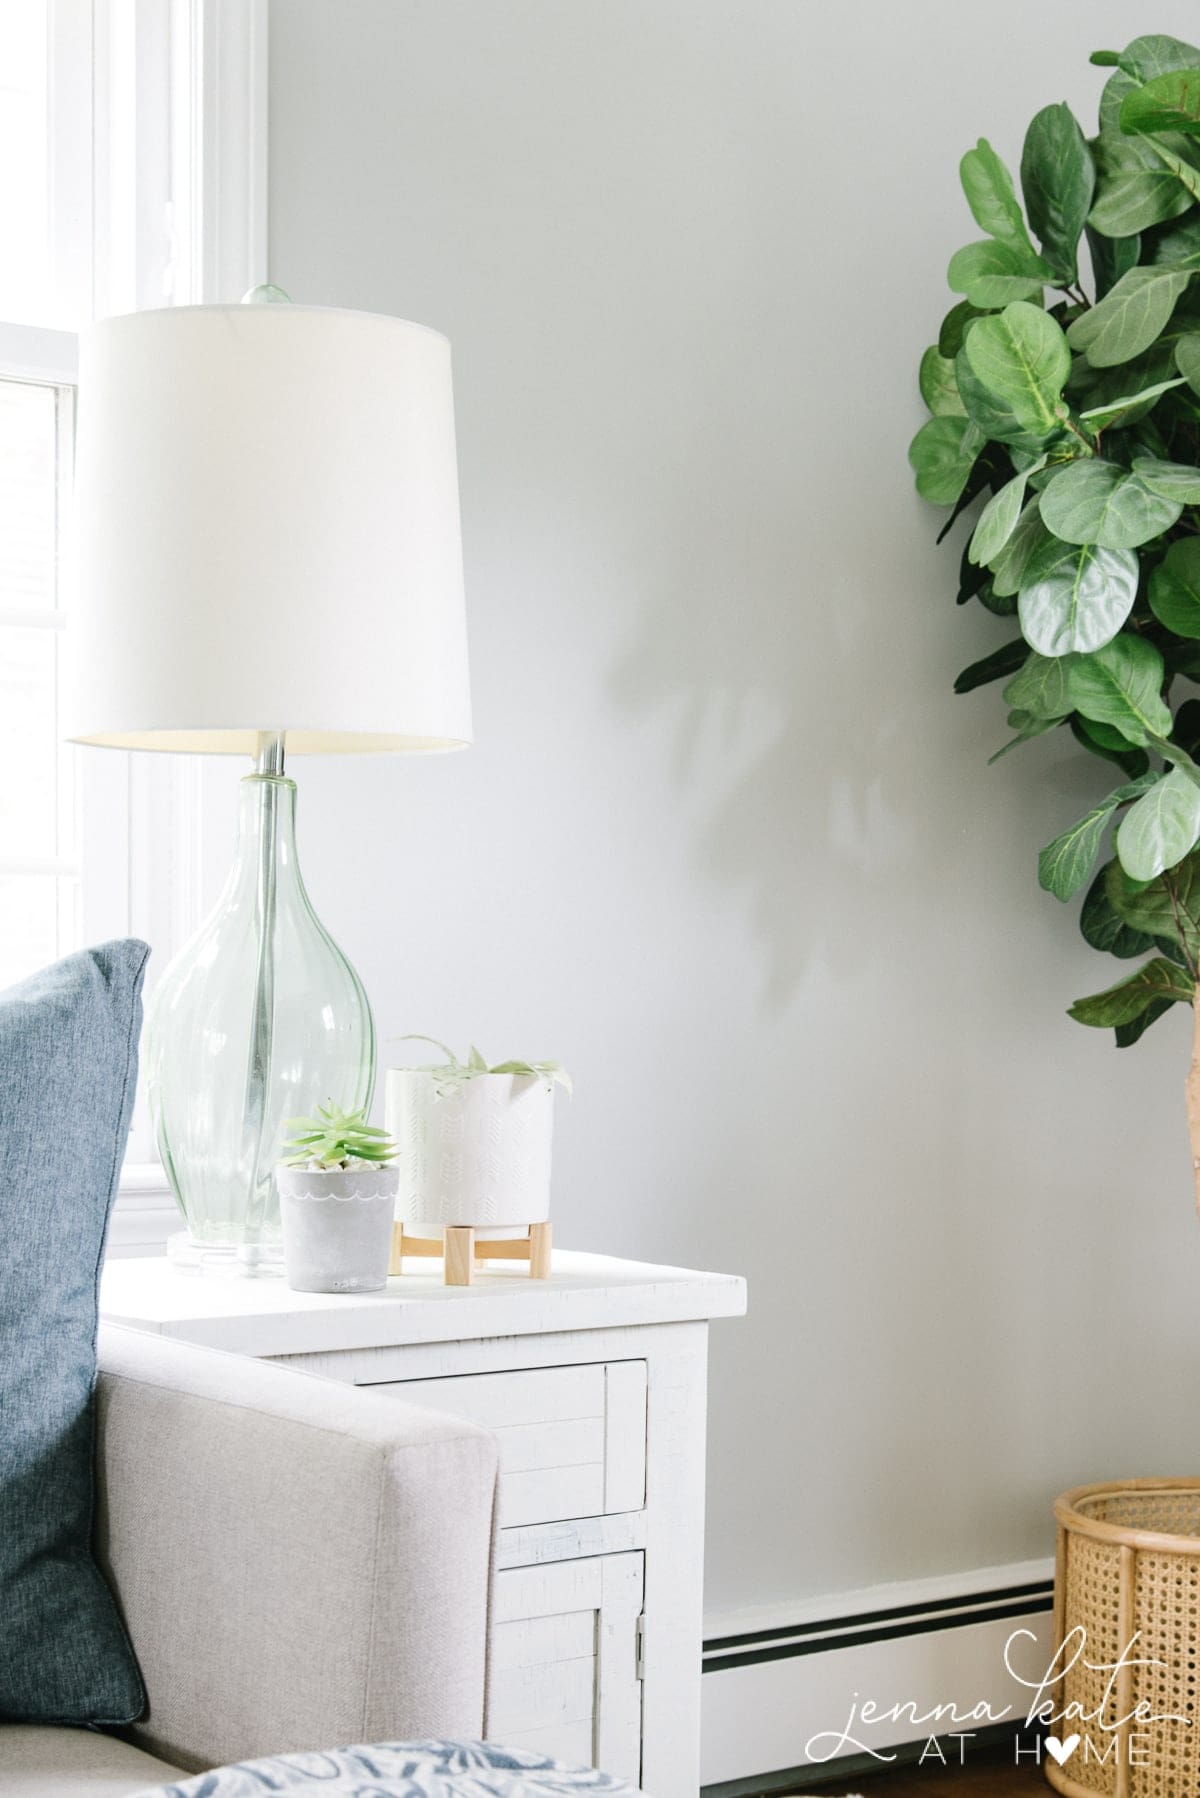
[700,1574,1055,1794]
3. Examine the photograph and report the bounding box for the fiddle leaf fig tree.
[909,32,1200,1211]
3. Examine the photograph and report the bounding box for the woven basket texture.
[1058,1485,1200,1798]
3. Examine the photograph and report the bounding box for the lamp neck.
[226,772,308,910]
[253,731,287,777]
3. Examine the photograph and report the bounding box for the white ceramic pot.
[386,1070,555,1235]
[277,1162,399,1293]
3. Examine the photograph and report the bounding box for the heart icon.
[1045,1735,1081,1767]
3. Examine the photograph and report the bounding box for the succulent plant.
[283,1102,398,1169]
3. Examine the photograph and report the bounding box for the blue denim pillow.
[0,940,149,1725]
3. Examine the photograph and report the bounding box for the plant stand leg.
[529,1220,552,1278]
[445,1224,474,1286]
[1188,994,1200,1218]
[388,1222,404,1277]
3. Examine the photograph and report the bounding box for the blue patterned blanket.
[131,1739,644,1798]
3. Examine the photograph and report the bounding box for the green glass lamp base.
[145,743,375,1256]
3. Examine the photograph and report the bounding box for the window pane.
[0,375,78,989]
[0,379,58,610]
[0,625,60,856]
[0,5,51,327]
[0,874,70,993]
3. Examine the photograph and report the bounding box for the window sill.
[119,1161,172,1197]
[109,1162,178,1257]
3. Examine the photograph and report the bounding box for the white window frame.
[0,325,80,998]
[1,0,268,1253]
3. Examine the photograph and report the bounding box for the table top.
[100,1248,748,1358]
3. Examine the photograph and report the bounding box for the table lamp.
[66,297,471,1264]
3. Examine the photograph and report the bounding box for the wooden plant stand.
[389,1220,552,1285]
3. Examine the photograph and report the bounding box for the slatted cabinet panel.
[381,1360,647,1529]
[491,1552,644,1786]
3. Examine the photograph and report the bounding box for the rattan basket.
[1050,1481,1200,1798]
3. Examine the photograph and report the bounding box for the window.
[0,2,267,1241]
[0,345,77,994]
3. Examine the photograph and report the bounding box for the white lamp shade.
[66,304,471,753]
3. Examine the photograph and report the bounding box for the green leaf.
[1175,332,1200,394]
[1099,69,1138,130]
[1066,267,1191,366]
[1107,848,1200,958]
[1018,540,1139,655]
[1145,724,1200,777]
[1120,68,1200,136]
[1069,337,1178,408]
[1066,634,1172,743]
[1088,132,1194,237]
[1020,104,1095,284]
[1078,376,1186,431]
[968,462,1043,565]
[1141,136,1200,203]
[963,302,1072,432]
[467,1044,488,1071]
[990,499,1053,596]
[908,416,984,506]
[953,637,1028,694]
[977,582,1017,617]
[1080,862,1160,957]
[1129,454,1200,500]
[919,346,966,417]
[1039,772,1157,900]
[489,1058,574,1094]
[988,710,1060,762]
[1147,216,1200,267]
[957,537,992,606]
[1113,36,1200,82]
[953,349,1058,449]
[1149,538,1200,636]
[1038,459,1183,548]
[939,300,987,358]
[947,240,1051,307]
[1087,224,1142,298]
[960,139,1037,254]
[1067,954,1194,1026]
[1115,767,1200,879]
[1070,714,1150,777]
[1002,649,1077,718]
[1078,716,1142,752]
[1115,997,1176,1045]
[936,439,1008,542]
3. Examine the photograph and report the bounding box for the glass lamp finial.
[241,283,293,305]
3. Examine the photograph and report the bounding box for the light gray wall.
[265,0,1200,1621]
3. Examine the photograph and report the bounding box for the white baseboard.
[701,1559,1056,1791]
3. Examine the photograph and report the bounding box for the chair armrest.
[94,1323,499,1774]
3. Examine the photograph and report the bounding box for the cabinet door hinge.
[635,1613,646,1680]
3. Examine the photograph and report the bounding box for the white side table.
[100,1250,746,1798]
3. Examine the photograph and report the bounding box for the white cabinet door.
[489,1552,644,1785]
[379,1360,647,1528]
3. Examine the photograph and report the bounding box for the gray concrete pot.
[277,1162,399,1293]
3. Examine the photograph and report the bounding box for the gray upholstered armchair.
[0,1326,499,1798]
